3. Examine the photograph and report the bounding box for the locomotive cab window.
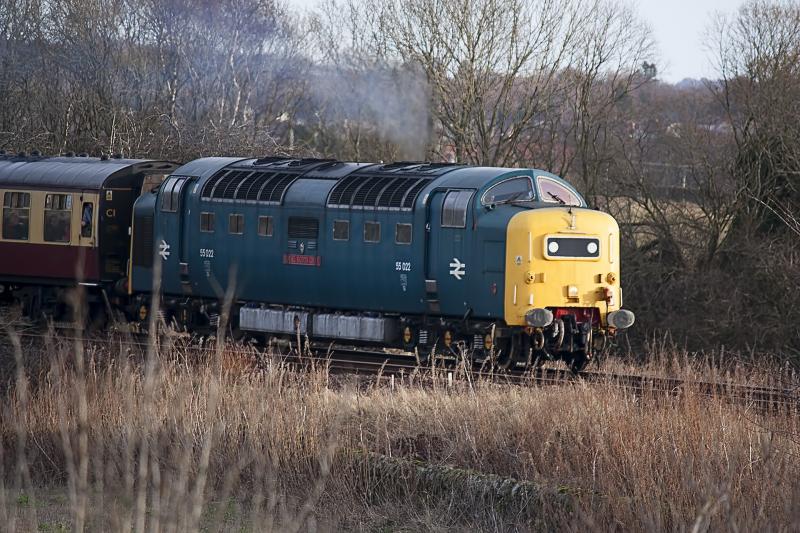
[441,190,472,228]
[364,221,380,243]
[258,216,273,237]
[228,213,244,234]
[333,220,349,241]
[200,212,215,232]
[160,176,187,212]
[481,177,533,206]
[44,193,72,243]
[395,223,412,244]
[538,176,581,206]
[2,192,30,240]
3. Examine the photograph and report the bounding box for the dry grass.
[1,330,799,532]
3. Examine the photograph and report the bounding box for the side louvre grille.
[132,214,154,268]
[288,216,319,239]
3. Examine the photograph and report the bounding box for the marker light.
[568,285,579,298]
[587,241,598,254]
[548,241,559,254]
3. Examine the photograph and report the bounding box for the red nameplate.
[283,254,321,266]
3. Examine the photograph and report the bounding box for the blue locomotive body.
[129,156,632,369]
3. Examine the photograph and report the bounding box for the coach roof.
[0,156,177,191]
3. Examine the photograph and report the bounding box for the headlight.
[545,236,600,258]
[525,308,554,328]
[607,309,635,330]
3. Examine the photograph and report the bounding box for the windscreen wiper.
[493,190,532,206]
[547,191,566,205]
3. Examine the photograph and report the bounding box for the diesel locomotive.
[0,154,634,371]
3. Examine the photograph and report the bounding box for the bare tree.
[710,0,800,236]
[376,0,583,166]
[561,0,655,203]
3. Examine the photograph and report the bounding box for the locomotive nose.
[504,207,624,329]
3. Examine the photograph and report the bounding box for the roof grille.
[328,174,433,210]
[216,171,247,199]
[201,170,227,197]
[201,169,299,204]
[402,178,431,208]
[243,172,276,201]
[258,173,296,203]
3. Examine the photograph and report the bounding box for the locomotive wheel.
[531,350,548,368]
[401,326,416,352]
[415,346,432,367]
[492,335,519,371]
[567,350,589,374]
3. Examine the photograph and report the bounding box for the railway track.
[3,328,799,412]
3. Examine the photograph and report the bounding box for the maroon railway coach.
[0,153,176,321]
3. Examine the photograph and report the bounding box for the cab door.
[425,189,473,317]
[154,176,190,295]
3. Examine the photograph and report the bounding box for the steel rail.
[4,330,798,411]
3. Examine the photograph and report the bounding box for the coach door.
[425,189,473,316]
[98,187,137,279]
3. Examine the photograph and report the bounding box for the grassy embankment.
[0,330,798,531]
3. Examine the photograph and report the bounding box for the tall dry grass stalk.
[0,326,799,531]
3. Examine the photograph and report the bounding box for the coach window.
[364,221,380,243]
[441,190,472,228]
[537,176,581,206]
[228,213,244,234]
[200,212,215,232]
[333,220,349,241]
[160,176,186,212]
[44,193,72,243]
[481,177,533,206]
[395,223,412,244]
[81,202,93,238]
[258,216,273,237]
[2,192,30,240]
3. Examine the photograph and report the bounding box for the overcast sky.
[286,0,742,83]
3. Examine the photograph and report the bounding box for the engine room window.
[258,216,273,237]
[160,176,186,212]
[441,190,472,228]
[481,177,533,206]
[538,176,581,206]
[288,216,319,239]
[333,220,349,241]
[200,212,215,232]
[2,191,30,240]
[364,221,380,243]
[44,193,72,243]
[395,223,412,244]
[228,213,244,234]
